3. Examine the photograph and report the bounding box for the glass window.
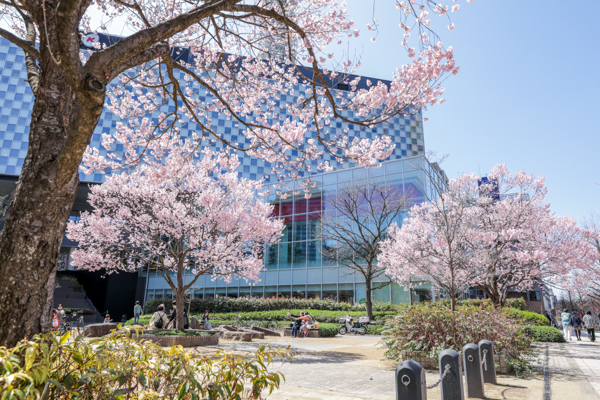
[164,289,173,299]
[307,214,321,240]
[280,200,294,216]
[322,240,337,267]
[404,170,425,198]
[193,289,203,299]
[322,173,336,185]
[281,217,293,242]
[385,160,402,175]
[391,283,409,305]
[294,195,307,214]
[307,241,321,268]
[293,241,307,268]
[322,284,337,301]
[338,283,354,303]
[307,284,321,300]
[353,168,368,180]
[307,195,322,213]
[204,288,215,300]
[265,244,278,270]
[372,285,390,303]
[338,170,352,182]
[293,215,307,241]
[238,287,251,298]
[226,287,239,298]
[264,286,277,299]
[369,165,385,177]
[279,242,292,269]
[322,185,337,211]
[278,285,291,298]
[292,285,306,299]
[250,286,263,299]
[145,289,154,301]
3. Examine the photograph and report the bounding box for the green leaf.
[178,381,190,399]
[24,346,36,371]
[137,371,147,387]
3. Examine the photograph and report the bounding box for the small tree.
[67,146,283,330]
[380,173,479,311]
[319,179,408,321]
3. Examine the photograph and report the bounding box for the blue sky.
[335,0,600,223]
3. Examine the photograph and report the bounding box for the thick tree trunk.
[0,59,104,346]
[365,281,373,322]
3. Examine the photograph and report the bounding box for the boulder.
[84,323,118,337]
[219,331,252,341]
[248,326,281,337]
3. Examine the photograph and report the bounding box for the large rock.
[133,331,219,347]
[239,329,265,339]
[248,326,281,337]
[84,323,118,337]
[219,331,253,341]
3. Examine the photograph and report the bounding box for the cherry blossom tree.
[466,165,596,307]
[0,0,471,345]
[379,173,479,311]
[67,144,283,330]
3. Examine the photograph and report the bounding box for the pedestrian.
[201,310,212,330]
[571,313,583,341]
[167,300,189,329]
[583,311,596,342]
[103,314,113,324]
[133,301,143,325]
[561,309,573,341]
[56,304,66,324]
[148,305,168,330]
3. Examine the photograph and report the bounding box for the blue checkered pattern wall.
[0,38,425,183]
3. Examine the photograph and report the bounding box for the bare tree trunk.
[450,290,456,312]
[365,281,374,322]
[0,60,104,347]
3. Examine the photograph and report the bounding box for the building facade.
[0,34,439,307]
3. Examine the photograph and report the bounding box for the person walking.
[571,313,583,341]
[583,311,597,342]
[562,310,573,341]
[133,301,143,325]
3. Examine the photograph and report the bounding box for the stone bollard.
[439,349,464,400]
[478,340,497,384]
[396,360,427,400]
[189,317,199,330]
[463,344,485,399]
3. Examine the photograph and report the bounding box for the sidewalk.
[559,329,600,399]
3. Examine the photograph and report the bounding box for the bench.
[283,326,320,338]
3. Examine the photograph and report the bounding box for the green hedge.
[209,310,394,324]
[143,297,398,315]
[504,308,550,326]
[530,326,565,342]
[316,323,339,337]
[438,298,527,311]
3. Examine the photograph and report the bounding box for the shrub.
[530,326,565,342]
[504,308,550,326]
[0,327,293,399]
[379,303,534,372]
[317,323,339,337]
[143,297,398,314]
[437,298,527,311]
[505,298,527,311]
[206,309,395,324]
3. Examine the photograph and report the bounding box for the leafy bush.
[316,323,339,337]
[530,326,565,342]
[438,298,527,311]
[379,303,534,372]
[62,307,96,315]
[207,309,394,324]
[143,297,398,314]
[0,328,293,399]
[504,308,550,326]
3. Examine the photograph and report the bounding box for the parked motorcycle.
[338,315,368,335]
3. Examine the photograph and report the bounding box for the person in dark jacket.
[167,300,189,329]
[570,313,583,341]
[288,312,304,338]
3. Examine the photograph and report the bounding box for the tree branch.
[0,27,40,60]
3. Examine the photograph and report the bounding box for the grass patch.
[530,326,565,342]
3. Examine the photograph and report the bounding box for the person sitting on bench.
[299,312,314,337]
[287,312,304,337]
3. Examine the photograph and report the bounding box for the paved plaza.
[190,332,600,399]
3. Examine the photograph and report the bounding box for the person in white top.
[583,311,596,342]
